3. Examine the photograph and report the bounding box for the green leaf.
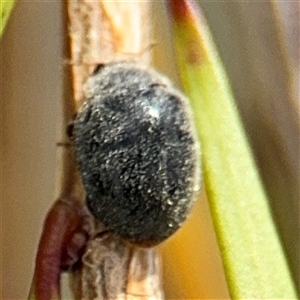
[167,0,298,298]
[0,0,15,38]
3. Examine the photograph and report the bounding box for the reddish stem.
[167,0,202,23]
[30,197,90,300]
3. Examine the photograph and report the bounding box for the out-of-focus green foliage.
[168,0,298,298]
[199,1,300,290]
[0,1,15,38]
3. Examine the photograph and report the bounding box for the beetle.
[72,61,201,246]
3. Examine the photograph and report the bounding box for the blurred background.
[1,1,299,299]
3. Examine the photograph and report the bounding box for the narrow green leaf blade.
[1,0,15,38]
[167,0,298,298]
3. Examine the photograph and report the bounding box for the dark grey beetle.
[73,62,201,246]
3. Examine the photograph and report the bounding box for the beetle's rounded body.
[73,62,201,246]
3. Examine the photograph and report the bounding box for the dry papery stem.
[68,1,151,109]
[64,1,163,299]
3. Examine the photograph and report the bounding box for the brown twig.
[67,2,163,300]
[29,2,163,300]
[67,1,151,109]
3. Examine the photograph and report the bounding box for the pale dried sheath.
[125,247,163,300]
[81,233,132,299]
[67,1,151,109]
[66,1,164,299]
[81,232,163,300]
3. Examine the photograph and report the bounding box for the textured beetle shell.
[73,62,201,246]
